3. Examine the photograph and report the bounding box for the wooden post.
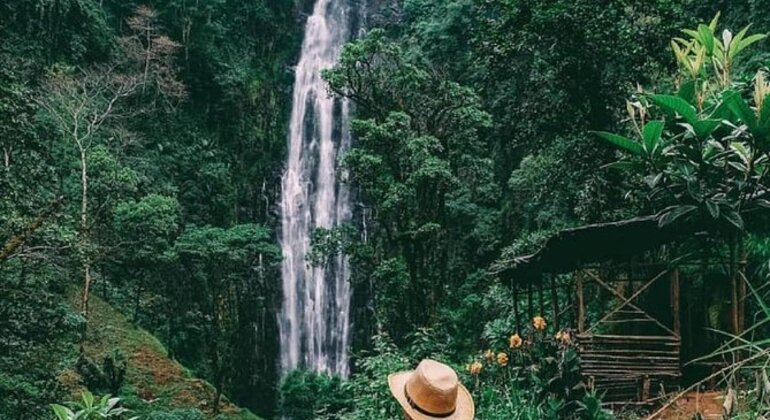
[576,271,585,333]
[730,240,740,335]
[538,280,545,316]
[670,268,680,337]
[731,272,740,335]
[567,283,575,327]
[528,282,533,321]
[513,284,521,332]
[551,275,560,331]
[641,375,651,402]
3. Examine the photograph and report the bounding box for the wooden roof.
[493,215,696,283]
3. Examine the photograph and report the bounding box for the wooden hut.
[493,216,714,407]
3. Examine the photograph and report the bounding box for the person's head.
[388,359,475,420]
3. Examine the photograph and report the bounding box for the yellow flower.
[533,316,547,331]
[509,333,523,349]
[484,349,495,363]
[468,361,483,376]
[496,352,509,367]
[555,330,571,345]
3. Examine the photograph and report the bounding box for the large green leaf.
[591,131,643,155]
[721,206,745,230]
[650,94,698,124]
[677,80,696,104]
[709,96,732,120]
[727,26,750,58]
[709,12,721,32]
[736,33,767,56]
[692,119,721,138]
[724,89,758,131]
[51,404,74,420]
[698,24,715,54]
[730,26,766,58]
[642,120,664,153]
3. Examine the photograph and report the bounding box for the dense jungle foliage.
[5,0,770,419]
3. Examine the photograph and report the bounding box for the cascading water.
[279,0,353,377]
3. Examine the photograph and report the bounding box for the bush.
[465,316,596,418]
[145,408,206,420]
[279,370,352,419]
[50,391,134,419]
[75,349,128,396]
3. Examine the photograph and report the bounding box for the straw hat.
[388,359,475,420]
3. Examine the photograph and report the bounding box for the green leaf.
[693,119,721,138]
[709,12,721,32]
[681,28,700,40]
[724,89,758,131]
[82,391,94,408]
[705,200,720,219]
[51,404,74,420]
[104,397,120,412]
[721,207,745,230]
[746,278,770,320]
[658,205,697,227]
[601,160,634,171]
[732,29,766,58]
[709,96,732,120]
[642,120,664,153]
[731,142,751,166]
[678,80,696,104]
[650,94,698,124]
[591,131,643,155]
[698,24,715,54]
[728,26,750,58]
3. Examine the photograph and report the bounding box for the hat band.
[404,385,456,418]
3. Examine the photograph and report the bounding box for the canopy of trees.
[4,0,770,419]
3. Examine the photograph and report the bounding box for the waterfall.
[279,0,353,377]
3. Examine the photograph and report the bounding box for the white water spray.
[279,0,353,377]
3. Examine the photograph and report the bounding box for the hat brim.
[388,371,475,420]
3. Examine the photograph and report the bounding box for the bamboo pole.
[551,275,560,331]
[670,268,680,337]
[576,271,585,333]
[528,282,533,321]
[538,280,545,317]
[514,283,521,332]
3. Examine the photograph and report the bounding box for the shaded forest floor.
[62,291,260,419]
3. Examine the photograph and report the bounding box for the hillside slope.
[62,293,261,419]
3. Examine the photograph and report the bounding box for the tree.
[325,30,501,345]
[37,64,140,317]
[122,6,186,104]
[113,194,180,321]
[173,224,280,413]
[594,14,769,334]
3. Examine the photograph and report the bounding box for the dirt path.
[651,391,724,419]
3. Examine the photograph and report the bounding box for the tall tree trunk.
[80,148,92,317]
[143,26,151,93]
